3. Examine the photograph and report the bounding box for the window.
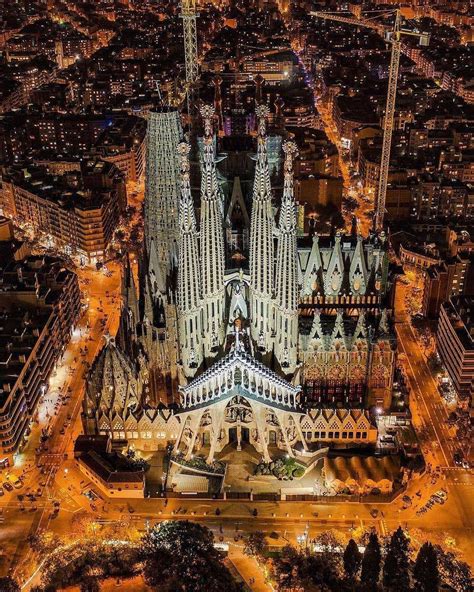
[328,431,333,439]
[342,431,347,439]
[334,432,340,439]
[356,431,361,439]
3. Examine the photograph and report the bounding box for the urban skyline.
[0,1,472,591]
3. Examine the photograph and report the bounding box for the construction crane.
[311,9,429,230]
[180,0,199,116]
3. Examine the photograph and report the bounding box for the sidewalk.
[228,547,273,592]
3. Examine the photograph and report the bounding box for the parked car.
[0,487,4,496]
[3,482,13,492]
[10,476,22,489]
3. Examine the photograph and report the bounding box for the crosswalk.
[39,453,63,466]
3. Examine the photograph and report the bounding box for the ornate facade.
[83,105,395,462]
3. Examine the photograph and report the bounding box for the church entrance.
[228,426,250,445]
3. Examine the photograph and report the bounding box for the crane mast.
[180,0,199,114]
[376,11,401,230]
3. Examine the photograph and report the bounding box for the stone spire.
[177,141,203,377]
[144,109,183,280]
[249,105,275,353]
[275,141,299,374]
[199,105,226,358]
[122,254,139,329]
[85,335,140,424]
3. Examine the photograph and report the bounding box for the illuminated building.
[83,105,396,460]
[0,256,80,466]
[0,161,126,263]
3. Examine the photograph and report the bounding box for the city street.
[1,1,473,591]
[394,281,473,561]
[0,261,122,582]
[315,100,374,237]
[0,266,472,588]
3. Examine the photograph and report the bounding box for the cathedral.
[82,105,396,463]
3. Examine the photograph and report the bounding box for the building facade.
[0,161,125,262]
[0,256,81,465]
[437,296,474,408]
[83,106,396,462]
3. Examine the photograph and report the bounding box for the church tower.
[144,108,183,291]
[177,142,203,377]
[249,105,275,353]
[199,105,226,358]
[275,141,299,374]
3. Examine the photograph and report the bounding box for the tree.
[0,577,20,592]
[244,531,268,559]
[383,527,410,591]
[141,520,216,559]
[140,521,241,592]
[343,538,362,580]
[271,545,305,591]
[413,543,439,592]
[79,578,100,592]
[435,545,472,592]
[360,532,381,592]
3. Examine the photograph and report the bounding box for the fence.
[163,484,406,503]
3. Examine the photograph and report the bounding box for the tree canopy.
[140,520,241,592]
[383,527,410,592]
[360,532,381,592]
[413,542,439,592]
[0,577,20,592]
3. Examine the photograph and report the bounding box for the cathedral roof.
[86,336,139,414]
[182,347,300,395]
[299,311,393,342]
[180,343,301,412]
[298,232,388,298]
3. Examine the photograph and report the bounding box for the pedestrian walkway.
[228,547,273,592]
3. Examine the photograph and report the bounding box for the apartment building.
[437,296,474,407]
[0,256,81,465]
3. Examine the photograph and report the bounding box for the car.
[0,487,4,496]
[434,489,448,501]
[453,452,463,466]
[3,482,13,492]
